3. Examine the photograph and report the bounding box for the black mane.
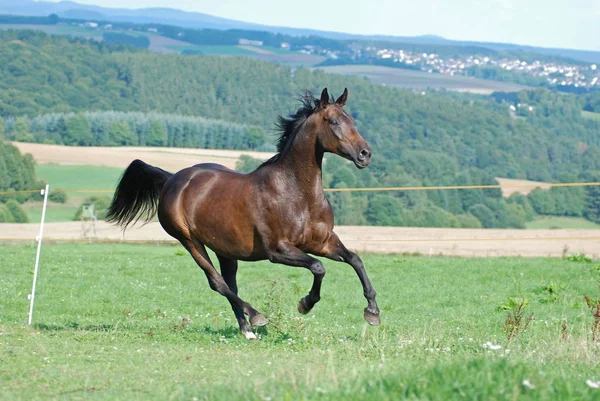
[260,91,327,167]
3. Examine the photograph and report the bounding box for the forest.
[1,30,599,227]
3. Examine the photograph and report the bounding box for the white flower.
[483,341,502,350]
[522,379,535,389]
[586,380,600,389]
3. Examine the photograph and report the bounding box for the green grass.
[526,216,600,229]
[582,110,600,121]
[2,243,600,400]
[35,165,121,199]
[22,201,79,223]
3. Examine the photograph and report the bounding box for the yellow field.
[13,142,274,171]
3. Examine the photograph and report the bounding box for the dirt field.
[494,177,551,197]
[13,142,274,171]
[1,221,598,258]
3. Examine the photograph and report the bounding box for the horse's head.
[313,88,372,169]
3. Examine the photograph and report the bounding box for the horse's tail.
[106,159,173,228]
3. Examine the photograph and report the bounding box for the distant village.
[368,47,599,89]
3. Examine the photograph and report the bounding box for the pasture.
[317,65,531,94]
[582,110,600,121]
[1,243,600,400]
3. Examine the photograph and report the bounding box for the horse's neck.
[278,125,324,194]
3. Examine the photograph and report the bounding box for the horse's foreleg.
[268,242,325,314]
[217,255,268,327]
[183,240,266,339]
[318,233,380,325]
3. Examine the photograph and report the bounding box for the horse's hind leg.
[183,240,264,339]
[217,255,268,327]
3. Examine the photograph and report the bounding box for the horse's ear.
[320,88,330,107]
[335,88,348,106]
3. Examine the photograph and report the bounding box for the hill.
[2,31,600,229]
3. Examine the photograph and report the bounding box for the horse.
[106,88,380,339]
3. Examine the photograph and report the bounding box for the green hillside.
[2,30,600,228]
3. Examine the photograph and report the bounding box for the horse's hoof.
[250,313,268,327]
[242,330,257,340]
[364,309,380,326]
[297,298,311,315]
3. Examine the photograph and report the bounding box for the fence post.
[28,184,49,325]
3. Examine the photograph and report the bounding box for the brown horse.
[107,88,380,339]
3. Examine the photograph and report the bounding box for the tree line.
[2,111,266,149]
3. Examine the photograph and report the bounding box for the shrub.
[0,204,14,222]
[49,189,67,203]
[5,199,28,222]
[456,213,483,228]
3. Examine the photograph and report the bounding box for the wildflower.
[483,341,502,350]
[522,379,535,389]
[586,380,600,389]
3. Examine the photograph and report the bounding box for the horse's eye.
[330,119,339,126]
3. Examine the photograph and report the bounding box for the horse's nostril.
[359,148,371,161]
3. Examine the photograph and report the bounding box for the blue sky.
[45,0,600,51]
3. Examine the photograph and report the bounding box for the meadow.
[1,243,600,400]
[582,110,600,121]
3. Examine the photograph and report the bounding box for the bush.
[0,204,14,222]
[49,190,67,203]
[5,199,28,222]
[456,213,483,228]
[469,204,496,228]
[235,155,263,173]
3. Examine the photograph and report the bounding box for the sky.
[44,0,600,51]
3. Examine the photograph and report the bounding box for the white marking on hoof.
[243,331,257,340]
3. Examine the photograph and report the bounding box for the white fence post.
[28,185,49,326]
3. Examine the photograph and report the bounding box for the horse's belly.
[190,217,265,261]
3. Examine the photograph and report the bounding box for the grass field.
[35,165,122,199]
[526,216,600,230]
[2,243,600,400]
[582,110,600,121]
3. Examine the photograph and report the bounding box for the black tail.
[106,159,173,228]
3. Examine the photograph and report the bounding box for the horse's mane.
[260,91,330,167]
